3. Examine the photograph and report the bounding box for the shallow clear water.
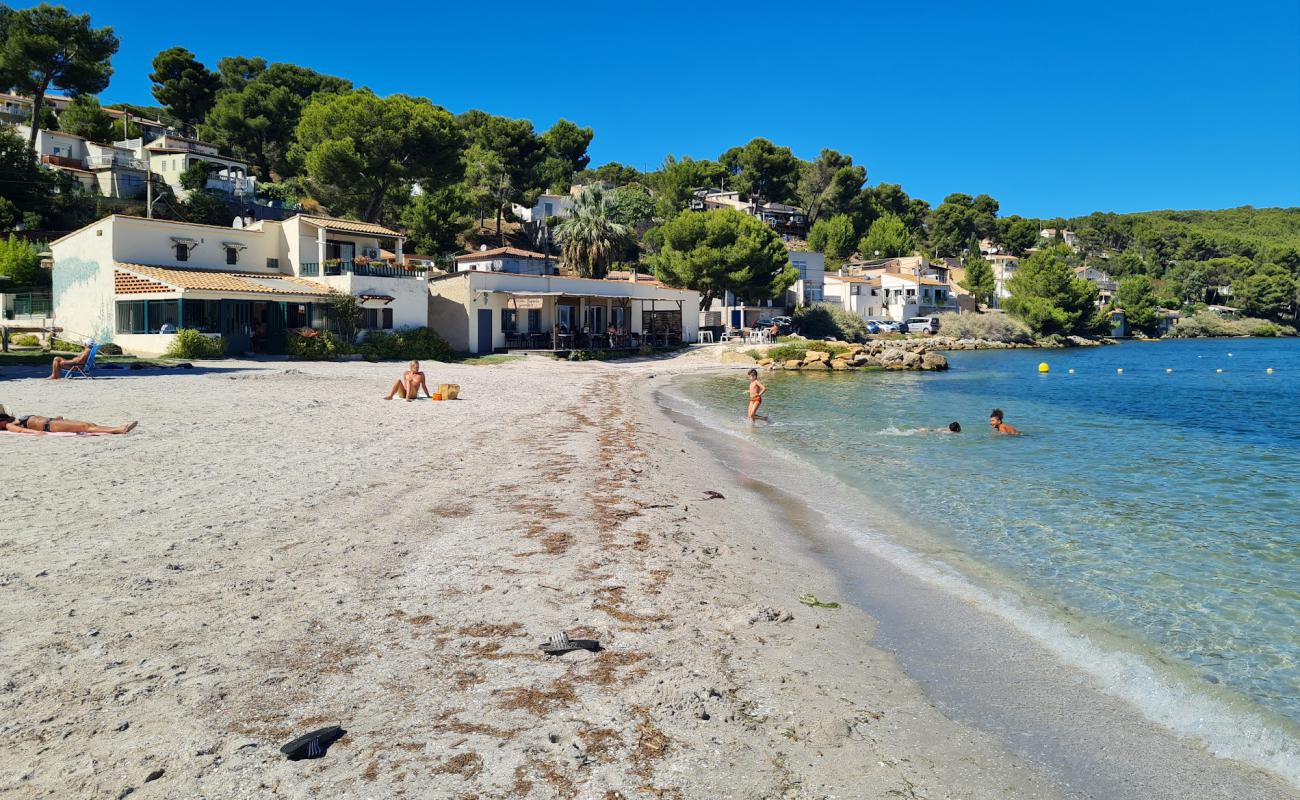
[676,338,1300,729]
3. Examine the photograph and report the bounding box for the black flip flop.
[279,725,346,760]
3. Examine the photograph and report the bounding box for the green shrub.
[51,338,121,355]
[763,340,852,362]
[792,303,871,342]
[11,333,39,347]
[359,327,453,361]
[1166,311,1296,338]
[934,312,1034,343]
[163,329,227,359]
[288,330,347,359]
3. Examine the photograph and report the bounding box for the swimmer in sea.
[989,408,1020,435]
[745,368,768,423]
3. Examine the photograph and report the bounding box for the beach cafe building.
[50,213,429,356]
[428,269,700,354]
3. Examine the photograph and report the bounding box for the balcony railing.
[300,262,319,276]
[86,154,146,170]
[41,154,85,169]
[312,260,428,279]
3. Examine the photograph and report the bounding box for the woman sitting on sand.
[383,360,433,401]
[0,405,137,435]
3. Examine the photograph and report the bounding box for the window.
[611,306,626,331]
[502,309,518,331]
[382,308,393,330]
[182,300,219,333]
[267,258,279,270]
[226,247,238,265]
[160,160,167,172]
[115,300,179,333]
[544,202,554,215]
[286,303,311,328]
[361,308,378,329]
[175,243,189,261]
[527,309,540,332]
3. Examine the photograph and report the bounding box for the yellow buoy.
[1117,368,1124,374]
[1038,362,1050,373]
[1267,368,1274,374]
[1216,368,1223,373]
[1068,368,1075,375]
[1166,368,1173,374]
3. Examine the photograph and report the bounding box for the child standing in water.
[746,368,768,423]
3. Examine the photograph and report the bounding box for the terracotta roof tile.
[115,264,333,297]
[455,246,549,261]
[299,215,402,238]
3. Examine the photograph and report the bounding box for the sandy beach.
[1,351,1292,799]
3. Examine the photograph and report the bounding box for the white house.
[428,270,700,354]
[823,274,886,320]
[115,133,256,200]
[454,246,556,275]
[511,193,575,224]
[787,250,825,306]
[1041,228,1080,250]
[689,189,809,238]
[988,253,1020,307]
[878,273,956,319]
[50,213,428,356]
[1074,266,1116,307]
[16,124,148,199]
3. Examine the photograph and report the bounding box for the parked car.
[755,317,794,335]
[866,318,905,334]
[904,316,940,334]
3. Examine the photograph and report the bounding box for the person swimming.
[745,368,768,423]
[989,408,1020,435]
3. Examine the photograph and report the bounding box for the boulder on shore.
[783,359,803,370]
[802,361,831,370]
[921,352,949,371]
[830,359,852,370]
[803,350,831,363]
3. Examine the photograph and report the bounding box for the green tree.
[201,61,351,179]
[806,213,857,263]
[1004,244,1102,337]
[216,55,266,92]
[0,3,118,147]
[862,183,928,234]
[858,213,914,258]
[1113,274,1160,334]
[579,161,641,187]
[996,216,1040,256]
[0,124,52,230]
[651,208,797,311]
[960,251,996,308]
[719,137,800,203]
[323,289,360,346]
[606,182,655,229]
[55,94,112,142]
[457,110,546,235]
[927,193,988,257]
[553,185,631,279]
[295,89,463,222]
[0,232,44,286]
[649,154,726,218]
[1232,263,1295,321]
[149,47,220,130]
[796,149,865,224]
[462,143,509,230]
[400,185,474,256]
[535,118,593,192]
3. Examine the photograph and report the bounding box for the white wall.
[50,217,116,344]
[109,217,280,272]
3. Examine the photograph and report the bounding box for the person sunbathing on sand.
[0,405,137,435]
[989,408,1020,436]
[746,368,768,423]
[384,360,432,401]
[48,340,93,380]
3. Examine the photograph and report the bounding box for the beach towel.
[1,430,111,437]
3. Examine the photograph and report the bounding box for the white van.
[904,316,940,334]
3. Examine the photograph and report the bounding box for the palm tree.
[553,185,631,279]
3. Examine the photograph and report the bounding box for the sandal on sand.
[280,725,346,760]
[539,631,602,656]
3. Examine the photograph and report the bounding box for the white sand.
[3,352,1077,798]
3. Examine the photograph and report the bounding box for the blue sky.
[36,0,1300,218]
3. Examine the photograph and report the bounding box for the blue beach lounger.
[64,341,101,379]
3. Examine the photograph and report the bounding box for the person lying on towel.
[0,405,137,435]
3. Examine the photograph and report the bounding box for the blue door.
[730,309,742,328]
[477,308,494,354]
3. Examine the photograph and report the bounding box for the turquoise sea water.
[673,338,1300,767]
